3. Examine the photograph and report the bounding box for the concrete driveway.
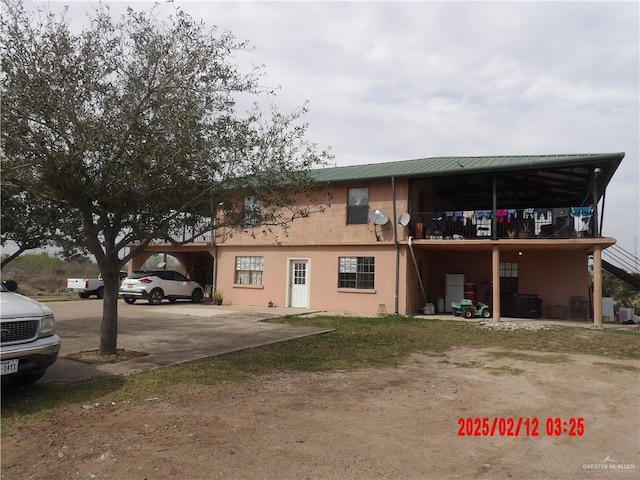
[41,300,333,384]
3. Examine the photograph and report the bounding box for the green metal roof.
[310,152,625,183]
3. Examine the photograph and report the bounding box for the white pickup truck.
[67,272,127,299]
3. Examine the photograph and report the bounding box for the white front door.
[289,260,309,308]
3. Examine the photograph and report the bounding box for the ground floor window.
[338,256,375,289]
[235,256,264,285]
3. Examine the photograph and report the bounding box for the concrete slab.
[40,300,332,384]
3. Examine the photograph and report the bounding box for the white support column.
[593,246,603,327]
[492,246,500,322]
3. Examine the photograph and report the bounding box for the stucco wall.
[215,179,410,247]
[215,244,409,315]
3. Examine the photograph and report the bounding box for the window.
[347,188,368,224]
[235,256,264,285]
[338,256,375,289]
[243,196,260,227]
[499,262,518,294]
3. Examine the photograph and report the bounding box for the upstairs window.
[243,196,260,227]
[338,256,375,289]
[347,187,369,224]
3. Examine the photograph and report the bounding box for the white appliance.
[445,274,465,313]
[601,297,614,323]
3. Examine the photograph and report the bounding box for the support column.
[492,246,500,322]
[593,246,603,327]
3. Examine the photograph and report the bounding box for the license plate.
[1,359,19,375]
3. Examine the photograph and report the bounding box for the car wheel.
[149,288,163,305]
[78,292,90,299]
[191,288,203,304]
[463,309,474,319]
[96,286,105,299]
[124,297,136,304]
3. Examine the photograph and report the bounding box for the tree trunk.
[99,270,121,355]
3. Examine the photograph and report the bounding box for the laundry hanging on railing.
[570,207,592,233]
[535,209,553,235]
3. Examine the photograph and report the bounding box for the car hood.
[0,292,53,319]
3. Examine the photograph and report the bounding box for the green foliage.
[603,270,640,313]
[0,185,64,267]
[1,252,66,272]
[0,253,98,296]
[0,1,331,353]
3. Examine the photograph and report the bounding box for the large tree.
[1,2,330,354]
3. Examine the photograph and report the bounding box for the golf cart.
[452,299,492,319]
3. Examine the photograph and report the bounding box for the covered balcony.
[409,207,591,240]
[406,154,619,242]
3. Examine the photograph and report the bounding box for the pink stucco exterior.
[212,178,607,318]
[215,180,412,315]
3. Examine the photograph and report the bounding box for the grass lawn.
[1,315,638,434]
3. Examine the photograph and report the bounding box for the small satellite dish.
[369,209,389,225]
[398,213,410,227]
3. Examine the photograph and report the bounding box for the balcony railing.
[410,207,593,240]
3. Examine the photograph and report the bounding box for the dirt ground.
[2,347,639,480]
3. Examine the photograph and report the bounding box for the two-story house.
[128,152,626,325]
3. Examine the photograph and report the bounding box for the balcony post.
[592,167,600,237]
[593,246,603,327]
[492,245,500,321]
[491,174,497,240]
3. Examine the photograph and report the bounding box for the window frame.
[234,256,264,285]
[346,187,369,225]
[243,196,260,227]
[338,256,375,289]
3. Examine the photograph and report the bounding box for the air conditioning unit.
[619,308,634,322]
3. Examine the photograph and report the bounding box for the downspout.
[392,177,399,315]
[408,236,428,305]
[212,217,218,299]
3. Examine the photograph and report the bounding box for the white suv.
[1,280,61,385]
[119,270,204,305]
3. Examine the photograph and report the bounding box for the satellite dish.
[369,209,389,225]
[399,213,410,227]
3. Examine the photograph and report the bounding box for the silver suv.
[119,270,204,305]
[1,280,61,385]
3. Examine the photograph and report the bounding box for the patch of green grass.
[2,315,638,434]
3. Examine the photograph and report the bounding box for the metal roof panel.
[311,153,625,183]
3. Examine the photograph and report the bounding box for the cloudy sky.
[30,1,640,260]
